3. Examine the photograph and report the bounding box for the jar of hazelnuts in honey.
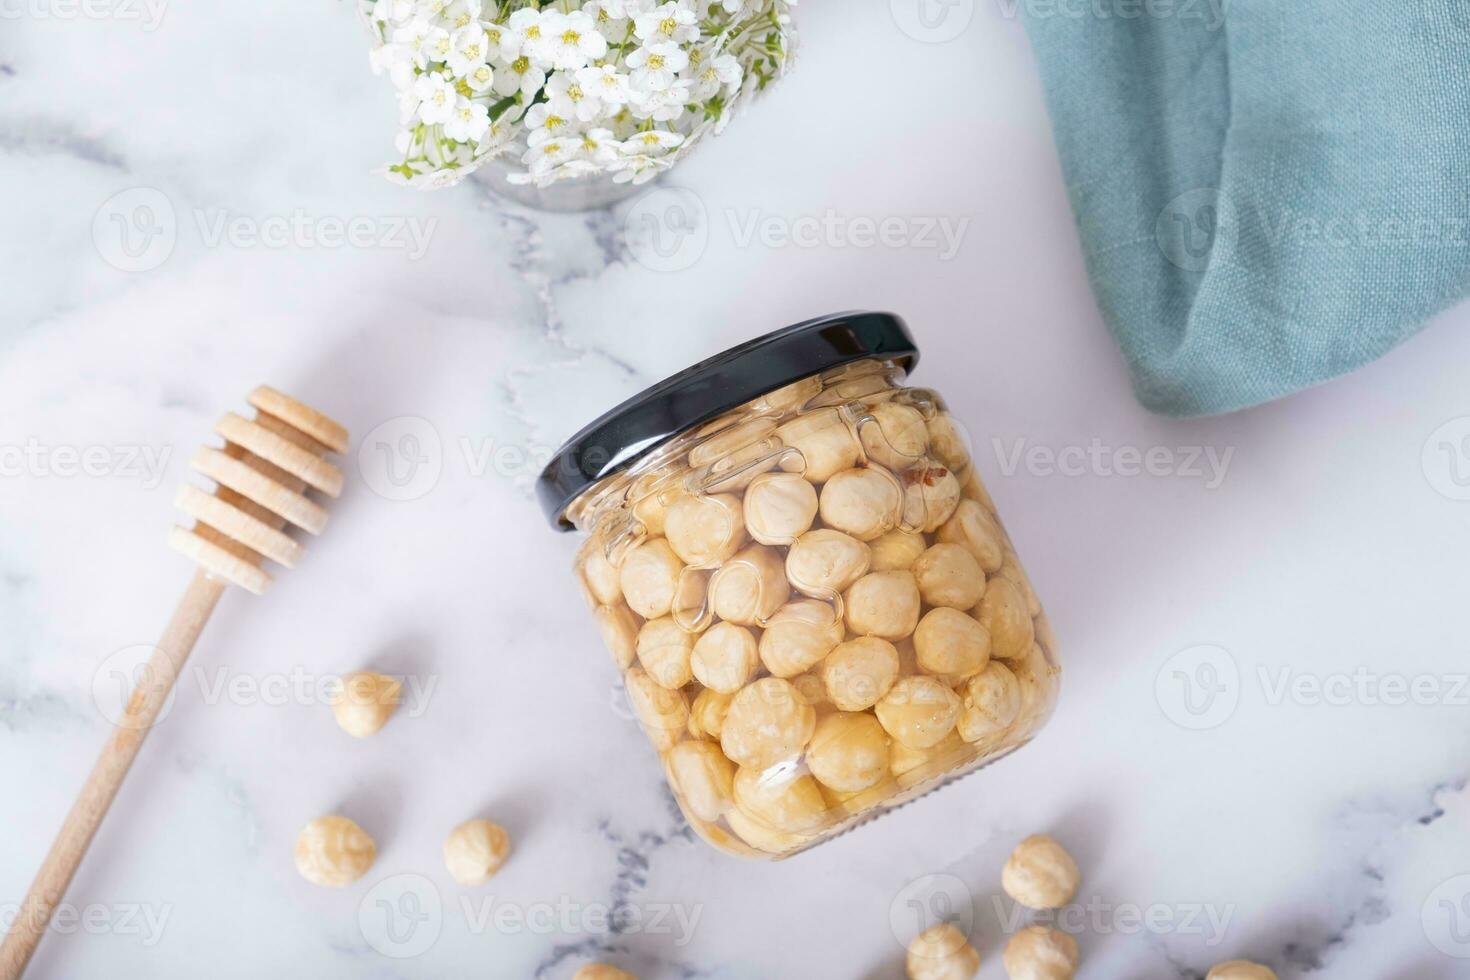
[537,313,1060,858]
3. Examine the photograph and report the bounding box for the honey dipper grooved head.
[169,386,348,595]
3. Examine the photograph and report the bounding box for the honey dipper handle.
[0,569,227,980]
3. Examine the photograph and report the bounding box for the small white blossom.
[630,80,690,122]
[505,8,548,64]
[687,52,741,100]
[493,53,547,98]
[577,63,631,109]
[414,71,458,124]
[634,2,698,44]
[372,0,415,25]
[447,24,489,75]
[443,97,491,142]
[463,61,495,93]
[537,10,609,71]
[393,18,448,69]
[546,70,604,122]
[524,102,578,146]
[627,41,688,92]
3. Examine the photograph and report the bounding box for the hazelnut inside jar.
[539,313,1061,859]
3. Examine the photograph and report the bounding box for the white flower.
[414,71,457,124]
[447,24,489,76]
[483,21,518,61]
[621,128,684,156]
[687,52,741,100]
[393,18,448,69]
[524,102,577,146]
[631,79,690,122]
[369,42,417,89]
[443,97,491,143]
[522,135,578,176]
[371,0,415,25]
[505,8,549,64]
[571,127,623,166]
[546,70,604,122]
[627,41,688,92]
[536,10,609,71]
[634,2,699,44]
[414,0,450,20]
[583,0,630,40]
[493,53,547,98]
[463,61,495,93]
[577,64,631,110]
[442,0,481,29]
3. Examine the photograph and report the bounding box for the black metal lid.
[537,311,920,530]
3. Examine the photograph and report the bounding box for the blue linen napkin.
[1020,0,1470,416]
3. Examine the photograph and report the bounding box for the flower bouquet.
[362,0,798,204]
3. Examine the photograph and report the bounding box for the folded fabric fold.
[1022,1,1470,416]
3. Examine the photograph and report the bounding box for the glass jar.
[537,313,1060,859]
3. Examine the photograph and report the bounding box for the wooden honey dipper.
[0,386,348,979]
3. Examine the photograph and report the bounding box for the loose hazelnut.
[635,617,695,689]
[691,622,760,693]
[759,600,846,677]
[732,765,830,834]
[331,672,402,739]
[977,578,1034,661]
[1002,925,1078,980]
[776,408,862,483]
[936,500,1005,573]
[665,492,746,566]
[914,608,991,679]
[294,815,376,887]
[709,545,788,625]
[1206,962,1278,980]
[573,965,638,980]
[720,677,817,769]
[744,471,819,545]
[594,603,641,670]
[820,467,904,541]
[625,667,689,751]
[806,712,891,793]
[844,570,922,640]
[786,529,872,597]
[442,819,511,885]
[619,538,684,618]
[667,740,736,822]
[926,413,973,472]
[1002,835,1080,910]
[820,636,900,711]
[688,687,735,740]
[875,676,961,748]
[868,528,929,571]
[859,402,929,470]
[906,922,980,980]
[912,544,986,609]
[957,660,1021,743]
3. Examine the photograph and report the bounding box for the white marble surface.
[4,2,1470,978]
